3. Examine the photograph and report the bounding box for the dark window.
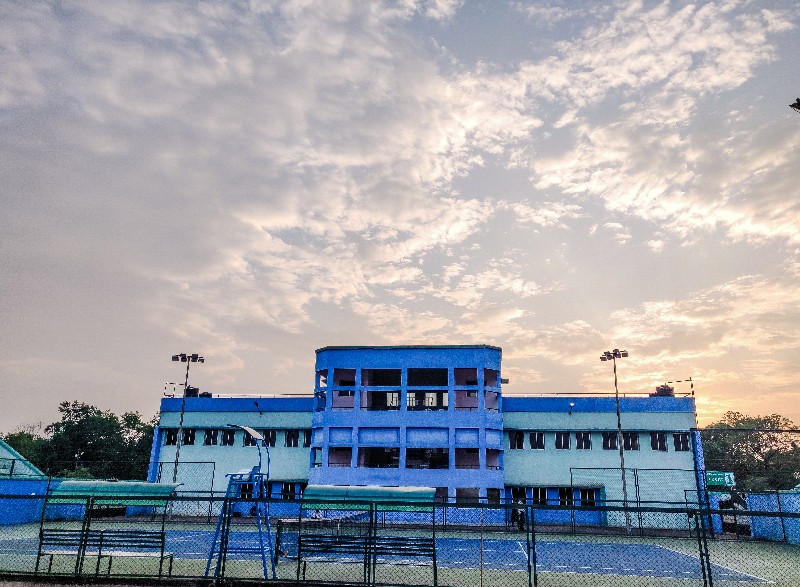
[243,432,258,446]
[529,432,545,450]
[281,482,294,500]
[240,483,253,500]
[623,432,639,451]
[558,487,574,506]
[555,432,571,450]
[285,430,299,447]
[338,389,354,397]
[263,429,276,448]
[204,429,218,446]
[406,448,449,469]
[182,429,195,446]
[576,432,591,450]
[510,431,524,449]
[532,487,547,505]
[362,369,402,386]
[674,432,690,451]
[486,488,501,504]
[164,429,178,446]
[221,429,235,446]
[303,430,312,448]
[650,432,667,451]
[359,447,400,468]
[579,488,597,507]
[408,368,448,386]
[455,488,479,503]
[333,368,356,387]
[602,432,618,450]
[510,487,526,502]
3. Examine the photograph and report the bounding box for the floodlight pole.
[171,353,204,483]
[601,349,632,533]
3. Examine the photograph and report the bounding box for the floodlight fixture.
[600,347,632,533]
[791,98,800,114]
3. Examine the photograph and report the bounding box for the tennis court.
[270,529,764,582]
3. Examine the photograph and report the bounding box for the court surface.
[0,527,765,582]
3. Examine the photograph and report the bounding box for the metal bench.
[297,533,436,585]
[36,528,173,577]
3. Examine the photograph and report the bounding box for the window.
[579,488,597,507]
[455,488,479,503]
[204,429,218,446]
[602,432,618,450]
[623,432,640,451]
[532,487,547,506]
[408,368,448,386]
[510,487,526,502]
[243,431,259,446]
[285,430,299,447]
[650,432,667,451]
[486,488,501,504]
[558,487,574,506]
[281,482,294,500]
[338,389,354,397]
[529,432,545,450]
[239,483,253,500]
[263,429,276,448]
[555,432,571,450]
[164,429,178,446]
[303,430,312,448]
[221,429,235,446]
[358,447,400,468]
[576,432,592,450]
[406,448,449,469]
[674,432,690,452]
[510,431,524,449]
[362,368,402,386]
[182,429,195,446]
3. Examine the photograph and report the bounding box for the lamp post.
[171,353,204,483]
[600,348,631,533]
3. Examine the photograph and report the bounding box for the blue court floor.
[0,527,766,582]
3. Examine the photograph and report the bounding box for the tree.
[3,402,155,481]
[701,412,800,491]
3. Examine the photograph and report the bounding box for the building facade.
[150,345,703,521]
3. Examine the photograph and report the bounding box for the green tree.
[4,402,155,481]
[701,412,800,491]
[3,423,48,471]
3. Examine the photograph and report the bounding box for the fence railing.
[0,493,797,586]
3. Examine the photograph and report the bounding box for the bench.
[297,533,436,585]
[36,528,173,577]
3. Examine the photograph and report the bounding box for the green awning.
[47,480,177,506]
[301,485,435,512]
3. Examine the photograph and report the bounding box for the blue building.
[150,345,703,524]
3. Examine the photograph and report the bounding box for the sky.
[2,0,799,433]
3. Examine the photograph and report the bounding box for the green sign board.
[706,471,735,487]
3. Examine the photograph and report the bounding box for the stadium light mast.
[600,348,632,533]
[791,98,800,114]
[170,353,204,483]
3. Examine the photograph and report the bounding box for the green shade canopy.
[301,484,435,512]
[47,480,177,506]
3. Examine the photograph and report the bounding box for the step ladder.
[205,466,276,580]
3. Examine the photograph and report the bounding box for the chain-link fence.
[0,492,797,586]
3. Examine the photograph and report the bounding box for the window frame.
[576,432,592,450]
[650,431,667,451]
[529,432,545,450]
[555,431,571,450]
[673,432,691,452]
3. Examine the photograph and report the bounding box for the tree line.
[3,401,154,480]
[2,402,798,490]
